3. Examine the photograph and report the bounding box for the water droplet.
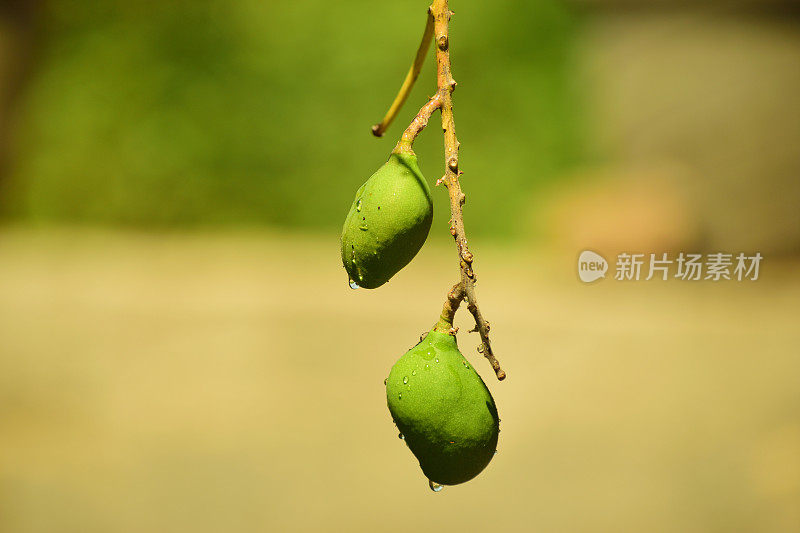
[402,376,408,384]
[355,198,362,212]
[411,370,417,376]
[398,393,402,400]
[398,433,405,440]
[435,357,439,363]
[359,223,368,231]
[493,450,498,455]
[424,364,430,370]
[349,279,360,290]
[383,378,387,385]
[428,480,444,492]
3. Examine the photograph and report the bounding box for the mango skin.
[341,152,432,289]
[386,331,500,486]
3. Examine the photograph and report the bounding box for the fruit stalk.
[433,282,465,334]
[394,93,441,154]
[430,0,505,380]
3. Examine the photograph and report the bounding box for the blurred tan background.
[1,229,798,532]
[1,1,799,531]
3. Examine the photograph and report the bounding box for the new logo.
[578,250,608,283]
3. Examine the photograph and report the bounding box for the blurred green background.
[0,0,580,236]
[1,1,799,531]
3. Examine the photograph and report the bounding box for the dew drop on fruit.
[435,357,439,363]
[383,378,387,385]
[349,278,360,290]
[411,370,416,376]
[428,480,444,492]
[402,376,408,384]
[398,433,405,440]
[398,393,402,400]
[355,198,362,212]
[358,223,368,231]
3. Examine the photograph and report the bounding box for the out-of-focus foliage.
[2,0,582,235]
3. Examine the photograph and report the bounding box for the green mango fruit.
[386,330,500,486]
[341,151,433,289]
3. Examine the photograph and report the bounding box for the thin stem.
[372,12,435,138]
[393,93,441,154]
[430,0,505,380]
[433,282,465,333]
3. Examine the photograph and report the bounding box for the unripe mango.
[386,330,499,486]
[341,151,433,289]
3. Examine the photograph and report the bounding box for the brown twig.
[430,0,505,380]
[373,1,505,381]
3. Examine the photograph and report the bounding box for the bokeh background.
[1,1,799,531]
